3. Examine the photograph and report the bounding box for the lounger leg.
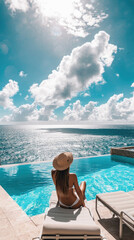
[119,213,123,239]
[95,197,101,219]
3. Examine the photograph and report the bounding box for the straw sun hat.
[53,152,73,171]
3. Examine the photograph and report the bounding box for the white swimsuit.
[59,191,80,208]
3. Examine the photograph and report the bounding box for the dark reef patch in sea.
[45,127,134,137]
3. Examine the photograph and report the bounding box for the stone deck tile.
[31,213,44,234]
[0,186,39,240]
[0,207,6,219]
[31,213,44,227]
[0,217,18,240]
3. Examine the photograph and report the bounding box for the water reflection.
[0,162,53,195]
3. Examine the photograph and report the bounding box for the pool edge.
[0,154,110,168]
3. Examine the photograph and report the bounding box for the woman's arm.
[73,174,85,207]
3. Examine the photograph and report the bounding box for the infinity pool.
[0,155,134,216]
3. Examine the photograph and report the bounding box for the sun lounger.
[41,191,102,239]
[95,191,134,239]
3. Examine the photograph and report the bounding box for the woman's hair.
[55,168,69,194]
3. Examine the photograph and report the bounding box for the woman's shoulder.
[70,172,76,175]
[69,173,77,179]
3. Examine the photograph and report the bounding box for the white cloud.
[91,94,124,121]
[37,107,57,121]
[29,31,117,113]
[86,3,94,10]
[19,70,27,77]
[131,82,134,87]
[0,42,8,54]
[5,0,29,12]
[0,114,13,123]
[1,104,57,122]
[63,100,97,121]
[63,93,134,121]
[83,92,90,97]
[1,86,134,123]
[0,80,19,109]
[24,95,29,100]
[83,12,108,28]
[0,31,118,122]
[11,103,37,121]
[8,85,134,122]
[5,0,108,37]
[116,73,119,77]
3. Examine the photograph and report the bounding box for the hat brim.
[53,152,73,171]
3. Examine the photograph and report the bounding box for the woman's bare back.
[51,170,86,208]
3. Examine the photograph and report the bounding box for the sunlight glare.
[40,0,77,19]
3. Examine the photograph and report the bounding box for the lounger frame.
[120,211,134,239]
[95,195,134,239]
[41,234,102,239]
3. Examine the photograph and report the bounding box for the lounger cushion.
[42,206,100,236]
[96,191,134,216]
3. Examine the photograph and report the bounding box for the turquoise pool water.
[0,155,134,216]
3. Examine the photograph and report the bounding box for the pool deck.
[0,185,134,240]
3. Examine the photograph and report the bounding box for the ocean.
[0,124,134,165]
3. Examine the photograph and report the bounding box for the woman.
[51,152,86,209]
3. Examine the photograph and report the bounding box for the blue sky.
[0,0,134,123]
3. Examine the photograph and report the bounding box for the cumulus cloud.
[0,31,118,122]
[1,88,134,123]
[37,106,57,121]
[5,0,108,37]
[116,73,119,77]
[29,31,117,112]
[63,100,97,121]
[10,103,38,121]
[0,104,57,122]
[0,80,19,109]
[11,105,57,122]
[91,94,124,121]
[131,82,134,87]
[19,70,27,77]
[63,93,134,121]
[93,94,134,121]
[0,104,35,122]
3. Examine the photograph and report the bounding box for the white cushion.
[42,206,100,236]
